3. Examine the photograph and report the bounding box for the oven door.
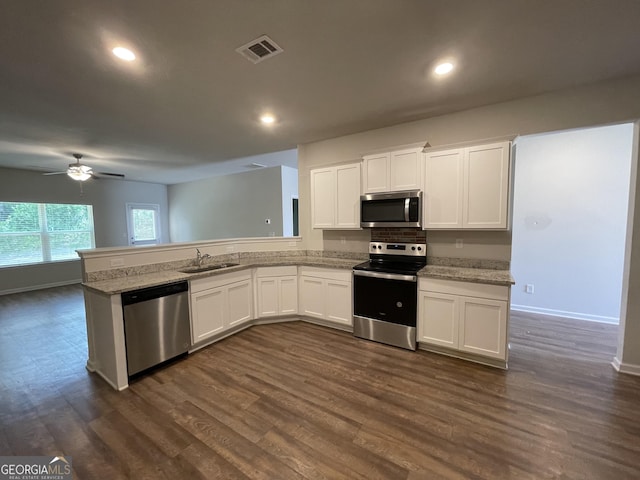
[353,270,417,326]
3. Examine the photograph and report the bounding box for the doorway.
[126,203,162,246]
[510,123,634,325]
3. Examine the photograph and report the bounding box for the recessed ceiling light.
[434,62,454,75]
[260,114,276,125]
[112,47,136,62]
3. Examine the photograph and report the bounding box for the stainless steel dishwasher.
[122,281,191,377]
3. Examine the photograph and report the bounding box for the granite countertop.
[83,256,361,295]
[83,256,514,295]
[418,265,515,286]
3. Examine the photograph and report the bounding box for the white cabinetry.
[424,141,511,229]
[363,147,422,193]
[310,163,361,229]
[418,278,509,365]
[255,266,298,317]
[299,267,352,327]
[190,271,253,344]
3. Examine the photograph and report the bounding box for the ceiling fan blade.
[93,171,125,179]
[42,171,67,176]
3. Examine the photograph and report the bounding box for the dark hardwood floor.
[1,285,640,479]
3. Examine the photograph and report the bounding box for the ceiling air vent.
[236,35,283,64]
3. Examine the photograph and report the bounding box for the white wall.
[168,166,289,242]
[281,165,299,237]
[0,167,169,293]
[511,124,633,323]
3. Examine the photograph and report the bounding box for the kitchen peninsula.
[79,237,514,390]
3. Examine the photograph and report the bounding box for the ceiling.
[2,1,640,184]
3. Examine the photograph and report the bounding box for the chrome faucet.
[196,248,212,267]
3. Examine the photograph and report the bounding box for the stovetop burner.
[353,242,427,275]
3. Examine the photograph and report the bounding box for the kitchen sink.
[179,263,240,274]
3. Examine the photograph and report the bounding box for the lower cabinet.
[299,267,352,326]
[418,278,509,362]
[190,271,253,344]
[255,266,298,317]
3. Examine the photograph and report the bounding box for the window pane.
[132,209,157,241]
[0,234,43,266]
[0,201,95,267]
[49,232,93,261]
[45,204,92,231]
[0,203,39,232]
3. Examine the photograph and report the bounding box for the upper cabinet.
[310,163,361,229]
[363,147,423,193]
[423,141,511,230]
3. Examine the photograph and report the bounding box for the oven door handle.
[353,270,417,282]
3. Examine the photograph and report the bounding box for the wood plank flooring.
[1,285,640,479]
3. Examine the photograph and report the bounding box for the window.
[126,203,161,246]
[0,202,95,267]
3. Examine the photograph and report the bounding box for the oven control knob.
[411,246,416,251]
[396,302,403,308]
[417,247,422,251]
[377,245,382,249]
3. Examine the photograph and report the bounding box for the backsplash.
[370,228,427,243]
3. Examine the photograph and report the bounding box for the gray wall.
[0,167,169,293]
[296,74,640,371]
[168,166,290,242]
[511,124,633,323]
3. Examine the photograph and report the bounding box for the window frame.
[0,201,96,267]
[126,203,162,246]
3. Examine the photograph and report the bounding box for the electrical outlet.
[525,284,534,294]
[455,239,463,249]
[226,245,236,252]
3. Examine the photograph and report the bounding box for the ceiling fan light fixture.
[67,165,93,181]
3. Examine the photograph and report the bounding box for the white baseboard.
[0,279,81,296]
[612,357,640,376]
[511,304,619,324]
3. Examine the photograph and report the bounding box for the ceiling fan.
[43,153,125,181]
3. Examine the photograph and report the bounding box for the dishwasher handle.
[121,281,188,306]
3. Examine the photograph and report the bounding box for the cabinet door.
[310,168,336,228]
[390,148,422,191]
[418,291,458,348]
[299,276,325,319]
[279,276,298,315]
[464,141,510,229]
[458,297,507,360]
[325,279,352,325]
[335,163,361,228]
[257,278,279,317]
[191,288,225,342]
[363,153,390,193]
[226,280,253,328]
[424,148,464,229]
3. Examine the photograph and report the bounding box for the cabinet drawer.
[190,271,251,293]
[299,266,352,282]
[255,266,298,277]
[419,278,508,301]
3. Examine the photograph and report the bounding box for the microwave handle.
[404,198,410,222]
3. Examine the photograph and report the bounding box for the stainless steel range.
[352,241,426,350]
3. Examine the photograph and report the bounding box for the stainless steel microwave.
[360,190,422,228]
